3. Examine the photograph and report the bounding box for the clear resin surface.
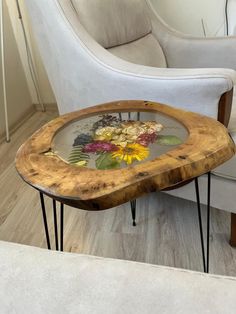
[52,111,188,170]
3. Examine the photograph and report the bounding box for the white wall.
[0,0,32,137]
[6,0,55,105]
[150,0,227,37]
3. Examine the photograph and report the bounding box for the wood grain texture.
[15,100,235,210]
[1,110,236,276]
[216,89,236,246]
[218,89,233,127]
[230,213,236,247]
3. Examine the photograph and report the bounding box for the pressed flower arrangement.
[65,113,182,170]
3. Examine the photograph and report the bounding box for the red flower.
[83,141,118,153]
[136,132,158,146]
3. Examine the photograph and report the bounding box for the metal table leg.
[194,172,211,273]
[39,193,64,251]
[60,202,64,251]
[53,199,59,251]
[39,192,51,250]
[194,178,206,272]
[206,172,211,273]
[130,199,136,226]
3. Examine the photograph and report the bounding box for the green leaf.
[156,135,182,146]
[68,145,89,165]
[95,153,120,170]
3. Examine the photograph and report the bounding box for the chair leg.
[39,192,51,250]
[230,213,236,247]
[130,200,136,226]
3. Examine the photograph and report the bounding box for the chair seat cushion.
[1,241,236,314]
[108,34,167,68]
[213,147,236,180]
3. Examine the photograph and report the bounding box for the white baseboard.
[0,105,36,144]
[0,103,58,144]
[34,102,58,113]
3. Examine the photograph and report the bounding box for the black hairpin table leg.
[130,200,136,226]
[39,192,51,250]
[194,172,211,273]
[206,172,211,273]
[194,178,206,272]
[60,202,64,251]
[39,192,64,251]
[53,199,59,251]
[128,112,140,227]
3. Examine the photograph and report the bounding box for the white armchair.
[25,0,236,244]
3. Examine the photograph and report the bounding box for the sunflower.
[112,143,149,165]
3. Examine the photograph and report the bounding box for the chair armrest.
[147,0,236,69]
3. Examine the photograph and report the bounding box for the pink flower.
[136,132,158,147]
[83,141,118,153]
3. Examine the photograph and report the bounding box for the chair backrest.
[71,0,167,67]
[228,0,236,35]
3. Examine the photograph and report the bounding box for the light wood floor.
[0,110,236,276]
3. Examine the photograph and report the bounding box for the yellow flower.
[112,143,149,165]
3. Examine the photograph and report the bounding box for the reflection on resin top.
[52,112,188,170]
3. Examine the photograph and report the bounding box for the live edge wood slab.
[15,100,235,211]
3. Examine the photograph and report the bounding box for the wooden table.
[16,100,235,272]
